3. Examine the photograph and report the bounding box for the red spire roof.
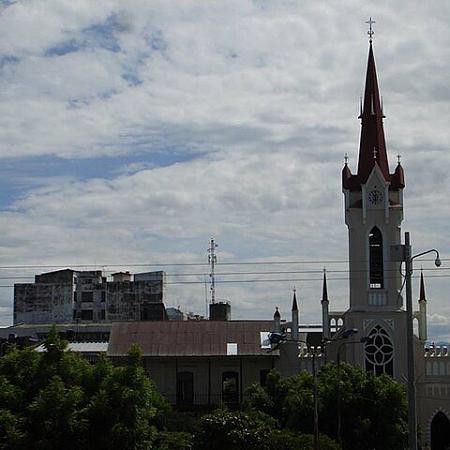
[342,42,405,192]
[357,42,389,183]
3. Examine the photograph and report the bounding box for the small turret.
[418,270,427,343]
[273,307,281,333]
[321,269,330,340]
[291,288,299,341]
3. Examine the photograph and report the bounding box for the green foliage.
[0,332,168,450]
[155,431,193,450]
[318,362,408,450]
[193,409,275,450]
[267,430,340,450]
[244,365,407,450]
[244,370,314,432]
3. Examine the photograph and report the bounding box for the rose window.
[365,325,394,376]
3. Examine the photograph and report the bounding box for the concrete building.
[14,269,167,325]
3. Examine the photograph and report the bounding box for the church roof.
[342,42,405,192]
[357,42,389,183]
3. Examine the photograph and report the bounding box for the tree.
[244,365,408,450]
[318,362,408,450]
[0,331,168,450]
[193,409,275,450]
[244,370,314,432]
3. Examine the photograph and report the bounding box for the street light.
[397,232,441,450]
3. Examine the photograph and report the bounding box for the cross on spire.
[373,147,377,160]
[366,17,376,41]
[344,153,349,164]
[397,154,401,164]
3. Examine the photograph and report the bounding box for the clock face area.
[368,189,383,206]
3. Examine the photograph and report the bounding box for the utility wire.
[0,258,448,270]
[0,267,446,280]
[0,272,448,288]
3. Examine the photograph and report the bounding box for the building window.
[80,310,93,321]
[100,310,105,320]
[222,371,239,405]
[369,227,384,288]
[176,372,194,407]
[81,291,94,302]
[101,291,106,302]
[364,325,394,376]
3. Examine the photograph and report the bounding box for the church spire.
[321,269,330,340]
[321,269,329,303]
[418,269,428,342]
[419,269,427,302]
[291,288,299,340]
[357,41,390,183]
[292,287,298,311]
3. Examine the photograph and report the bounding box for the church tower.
[341,35,407,379]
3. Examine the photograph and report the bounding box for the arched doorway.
[431,411,450,450]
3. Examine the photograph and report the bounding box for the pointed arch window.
[364,325,394,376]
[369,227,384,289]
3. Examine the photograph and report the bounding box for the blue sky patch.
[0,150,202,209]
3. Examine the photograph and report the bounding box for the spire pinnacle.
[356,40,390,183]
[419,269,427,302]
[321,269,329,303]
[292,287,298,311]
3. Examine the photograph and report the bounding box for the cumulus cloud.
[0,1,449,338]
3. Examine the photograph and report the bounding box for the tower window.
[369,227,384,288]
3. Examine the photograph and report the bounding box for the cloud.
[0,1,448,340]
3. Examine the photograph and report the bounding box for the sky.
[0,1,449,341]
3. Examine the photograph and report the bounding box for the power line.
[0,267,447,280]
[0,272,448,288]
[0,258,447,270]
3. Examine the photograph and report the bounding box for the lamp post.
[401,232,441,450]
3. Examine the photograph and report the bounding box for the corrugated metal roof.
[35,342,108,352]
[108,320,276,357]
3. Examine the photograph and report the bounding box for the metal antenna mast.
[207,238,218,304]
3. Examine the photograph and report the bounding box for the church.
[303,31,450,449]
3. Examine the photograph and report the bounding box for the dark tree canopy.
[0,326,167,450]
[243,363,408,450]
